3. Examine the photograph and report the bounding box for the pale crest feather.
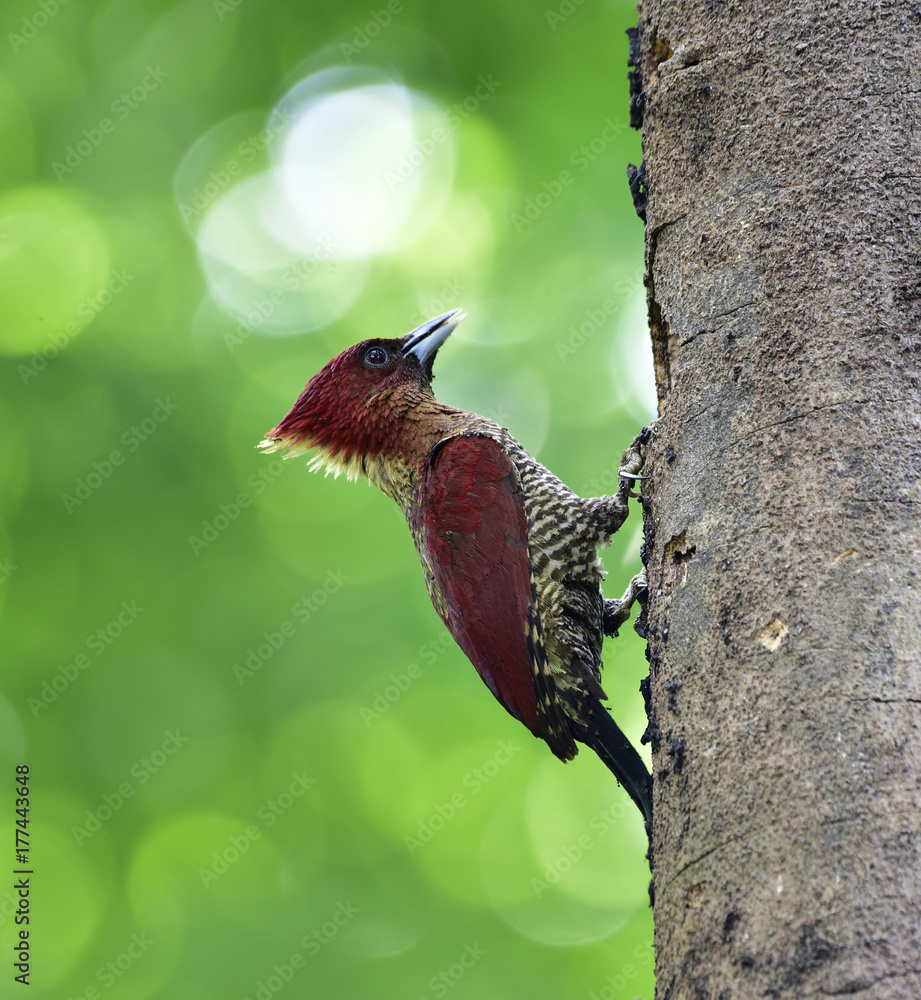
[258,434,367,483]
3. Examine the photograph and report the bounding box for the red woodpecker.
[260,310,652,825]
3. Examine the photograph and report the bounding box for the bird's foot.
[633,576,650,639]
[617,425,653,499]
[603,568,648,637]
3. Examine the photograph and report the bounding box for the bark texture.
[632,1,921,996]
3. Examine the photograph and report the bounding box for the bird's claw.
[633,578,650,639]
[617,425,654,497]
[618,470,643,497]
[603,568,648,637]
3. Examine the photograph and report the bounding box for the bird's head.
[259,309,465,477]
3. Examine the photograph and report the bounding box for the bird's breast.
[368,453,418,508]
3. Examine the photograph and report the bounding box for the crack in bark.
[822,965,921,995]
[825,88,921,101]
[849,696,921,704]
[687,395,911,444]
[648,214,688,242]
[646,216,687,409]
[849,498,921,505]
[822,814,864,826]
[711,299,758,320]
[668,832,748,881]
[684,402,717,425]
[678,301,759,346]
[726,397,908,448]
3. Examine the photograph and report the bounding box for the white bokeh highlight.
[179,68,456,338]
[612,286,658,422]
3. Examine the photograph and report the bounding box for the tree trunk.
[630,1,921,996]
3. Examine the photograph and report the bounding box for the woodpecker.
[260,309,652,826]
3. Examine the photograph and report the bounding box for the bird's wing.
[416,434,576,760]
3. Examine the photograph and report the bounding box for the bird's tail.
[568,691,652,830]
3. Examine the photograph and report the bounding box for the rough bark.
[630,1,921,996]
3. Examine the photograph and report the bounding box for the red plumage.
[260,310,652,827]
[414,435,540,734]
[266,341,411,469]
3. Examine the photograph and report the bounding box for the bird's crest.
[258,311,465,479]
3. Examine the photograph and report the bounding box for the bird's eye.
[364,346,389,367]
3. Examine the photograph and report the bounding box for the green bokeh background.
[0,0,658,997]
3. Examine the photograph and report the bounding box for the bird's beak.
[401,309,466,367]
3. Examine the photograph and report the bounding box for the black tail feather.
[569,693,652,830]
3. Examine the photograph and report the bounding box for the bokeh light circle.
[181,67,456,340]
[481,756,648,946]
